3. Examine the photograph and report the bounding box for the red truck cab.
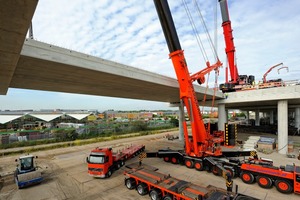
[87,145,145,178]
[87,148,120,178]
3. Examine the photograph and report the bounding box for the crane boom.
[219,0,238,83]
[153,0,222,157]
[262,62,283,83]
[218,0,255,92]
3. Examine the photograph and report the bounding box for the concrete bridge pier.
[295,107,300,132]
[270,110,274,125]
[218,104,227,131]
[255,109,260,126]
[278,100,288,154]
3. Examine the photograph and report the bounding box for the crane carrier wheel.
[184,159,194,168]
[194,161,204,171]
[275,179,293,194]
[240,171,255,184]
[256,176,272,188]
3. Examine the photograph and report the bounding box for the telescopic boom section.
[153,0,222,157]
[219,0,238,83]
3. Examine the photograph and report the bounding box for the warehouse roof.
[0,115,23,124]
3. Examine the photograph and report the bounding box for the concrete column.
[295,107,300,130]
[246,110,249,120]
[278,100,288,154]
[255,110,260,126]
[218,104,227,131]
[178,102,184,141]
[270,110,274,125]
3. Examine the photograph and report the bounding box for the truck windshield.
[89,155,105,164]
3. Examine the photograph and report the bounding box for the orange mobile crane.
[149,0,254,169]
[144,0,300,195]
[218,0,255,92]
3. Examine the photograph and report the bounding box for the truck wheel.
[240,172,255,184]
[171,157,178,164]
[106,169,112,178]
[184,159,194,168]
[137,183,148,195]
[125,178,136,190]
[162,194,172,200]
[194,161,204,171]
[149,189,162,200]
[275,179,293,194]
[163,157,170,162]
[256,176,272,188]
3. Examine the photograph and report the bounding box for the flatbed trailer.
[87,144,145,178]
[124,163,258,200]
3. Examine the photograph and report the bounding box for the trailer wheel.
[275,179,293,194]
[240,172,255,184]
[194,161,204,171]
[116,162,121,169]
[171,157,178,164]
[120,160,125,166]
[137,183,148,195]
[185,159,194,168]
[162,194,173,200]
[149,189,162,200]
[125,178,136,190]
[256,176,272,188]
[163,157,170,162]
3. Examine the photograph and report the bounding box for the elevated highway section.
[6,39,223,103]
[0,1,222,103]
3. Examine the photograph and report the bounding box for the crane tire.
[240,171,255,184]
[194,161,204,171]
[275,179,293,194]
[256,176,272,188]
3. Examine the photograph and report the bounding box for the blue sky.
[1,0,300,111]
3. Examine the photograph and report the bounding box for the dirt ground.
[0,131,299,200]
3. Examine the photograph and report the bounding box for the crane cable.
[182,0,220,116]
[193,0,219,61]
[182,0,208,62]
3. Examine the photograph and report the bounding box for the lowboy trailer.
[124,162,259,200]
